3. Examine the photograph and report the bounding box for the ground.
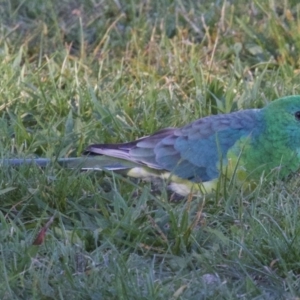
[1,0,300,299]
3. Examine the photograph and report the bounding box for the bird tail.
[0,157,202,196]
[0,156,137,172]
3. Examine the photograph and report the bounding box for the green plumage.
[236,96,300,178]
[3,95,300,195]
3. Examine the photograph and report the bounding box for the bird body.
[82,95,300,194]
[3,95,300,195]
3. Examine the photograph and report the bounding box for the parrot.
[3,95,300,196]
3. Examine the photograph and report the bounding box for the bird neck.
[239,126,300,180]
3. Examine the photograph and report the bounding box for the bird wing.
[84,109,260,182]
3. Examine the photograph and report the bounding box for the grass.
[1,0,300,298]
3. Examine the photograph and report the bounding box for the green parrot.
[3,95,300,195]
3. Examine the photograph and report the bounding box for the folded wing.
[84,109,260,182]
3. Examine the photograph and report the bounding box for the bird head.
[262,95,300,151]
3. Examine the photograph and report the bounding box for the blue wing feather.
[84,109,261,182]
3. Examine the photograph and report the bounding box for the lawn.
[1,0,300,299]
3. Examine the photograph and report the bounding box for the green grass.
[1,0,300,298]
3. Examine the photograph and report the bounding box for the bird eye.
[295,111,300,121]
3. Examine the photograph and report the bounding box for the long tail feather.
[1,158,53,167]
[0,157,136,171]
